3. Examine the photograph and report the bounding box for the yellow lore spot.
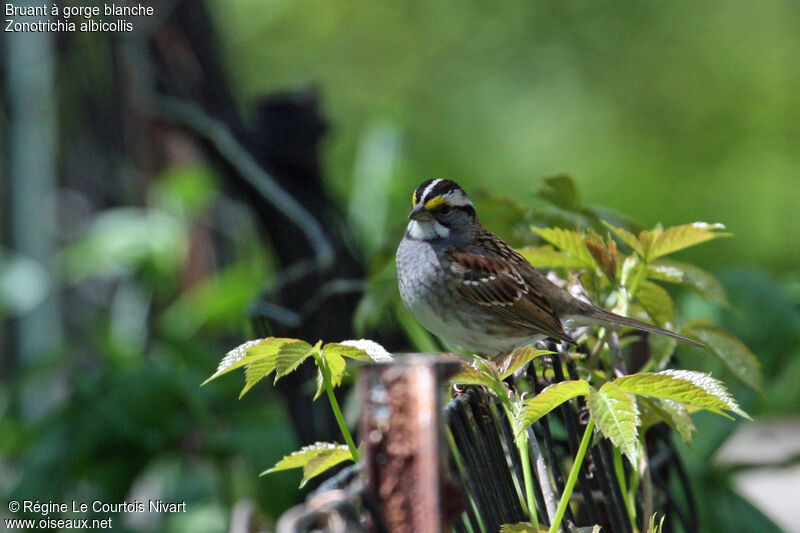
[424,196,446,209]
[412,190,418,206]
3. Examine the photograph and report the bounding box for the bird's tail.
[574,306,706,348]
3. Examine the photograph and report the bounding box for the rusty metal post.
[360,354,463,533]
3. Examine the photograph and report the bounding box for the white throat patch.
[408,219,450,240]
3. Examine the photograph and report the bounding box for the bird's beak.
[408,204,432,221]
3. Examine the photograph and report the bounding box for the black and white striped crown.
[412,179,473,209]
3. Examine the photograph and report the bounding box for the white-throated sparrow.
[396,179,703,353]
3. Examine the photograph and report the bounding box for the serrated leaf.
[495,347,553,380]
[274,340,318,382]
[589,382,640,465]
[204,337,309,389]
[204,338,288,384]
[325,350,347,388]
[325,339,393,363]
[262,442,352,488]
[301,447,353,487]
[638,225,663,260]
[640,397,696,444]
[603,221,645,258]
[517,380,591,430]
[646,259,729,306]
[530,227,596,269]
[682,320,762,390]
[241,355,281,398]
[614,370,749,419]
[518,244,590,269]
[451,362,498,388]
[263,442,349,472]
[646,223,730,261]
[635,280,675,326]
[499,523,549,533]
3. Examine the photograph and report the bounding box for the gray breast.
[396,236,446,311]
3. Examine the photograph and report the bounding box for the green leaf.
[204,339,265,385]
[242,339,315,398]
[324,350,347,389]
[589,382,640,465]
[451,362,498,389]
[614,370,749,419]
[301,446,354,487]
[517,380,590,430]
[262,442,353,488]
[647,513,666,533]
[635,280,675,326]
[495,347,553,380]
[152,163,219,217]
[323,339,393,363]
[354,257,398,334]
[63,208,188,282]
[518,245,591,269]
[603,221,645,258]
[274,340,319,382]
[529,227,596,269]
[159,252,269,339]
[646,222,730,261]
[639,397,696,444]
[637,225,663,261]
[347,120,401,259]
[314,368,325,401]
[646,259,729,306]
[315,342,368,399]
[203,337,307,385]
[682,320,762,390]
[537,175,580,210]
[241,355,282,398]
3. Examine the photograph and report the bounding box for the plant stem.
[549,419,595,533]
[628,260,648,300]
[614,446,637,531]
[640,442,652,531]
[502,402,539,528]
[619,259,648,318]
[319,357,359,462]
[628,450,642,531]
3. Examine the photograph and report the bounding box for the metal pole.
[360,355,462,533]
[7,0,62,372]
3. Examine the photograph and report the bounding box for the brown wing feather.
[448,233,574,344]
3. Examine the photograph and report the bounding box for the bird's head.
[406,179,477,242]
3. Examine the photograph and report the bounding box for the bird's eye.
[440,205,452,215]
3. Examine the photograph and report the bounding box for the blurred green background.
[2,1,799,532]
[211,0,800,271]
